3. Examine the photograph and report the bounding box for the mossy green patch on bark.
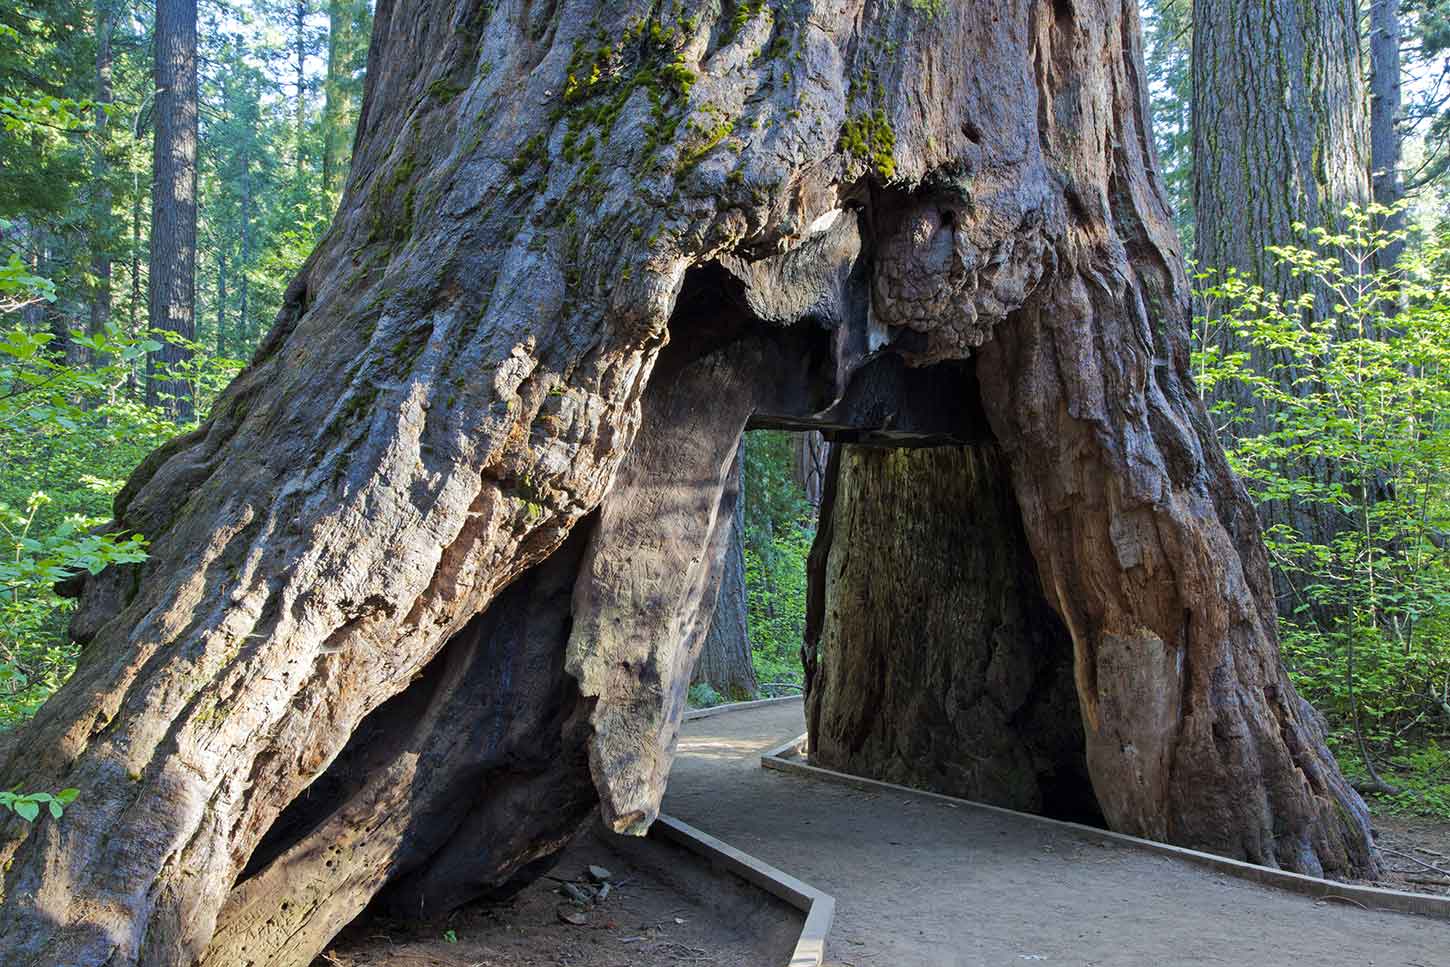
[425,78,468,104]
[840,109,897,180]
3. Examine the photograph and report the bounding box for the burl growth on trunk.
[0,2,1375,965]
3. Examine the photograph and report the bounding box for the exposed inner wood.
[806,443,1099,823]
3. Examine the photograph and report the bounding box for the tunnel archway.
[211,189,1375,965]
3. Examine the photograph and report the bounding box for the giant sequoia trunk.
[0,2,1376,964]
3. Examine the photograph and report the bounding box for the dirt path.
[664,700,1449,967]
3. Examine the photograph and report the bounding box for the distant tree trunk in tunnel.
[0,1,1377,963]
[806,444,1098,821]
[793,431,829,507]
[692,451,758,702]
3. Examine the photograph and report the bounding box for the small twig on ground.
[1405,876,1450,888]
[1315,894,1370,910]
[1379,846,1450,879]
[1351,777,1402,796]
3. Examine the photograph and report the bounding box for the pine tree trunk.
[692,451,757,702]
[0,3,1376,963]
[1193,0,1368,297]
[322,0,367,195]
[295,0,308,183]
[215,251,227,358]
[238,152,252,346]
[1370,0,1403,268]
[792,431,828,507]
[1191,0,1370,573]
[146,0,197,420]
[127,164,142,398]
[89,0,114,362]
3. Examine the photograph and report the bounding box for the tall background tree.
[1190,0,1372,617]
[1371,0,1404,258]
[1191,0,1369,344]
[321,0,367,197]
[145,0,197,418]
[87,0,115,358]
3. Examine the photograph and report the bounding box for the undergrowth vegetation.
[742,430,815,691]
[1194,205,1450,819]
[0,231,239,741]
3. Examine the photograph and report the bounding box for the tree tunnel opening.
[700,421,1106,827]
[232,201,1111,929]
[677,222,1106,827]
[220,185,1369,956]
[797,438,1104,827]
[688,428,825,707]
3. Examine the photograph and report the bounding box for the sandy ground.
[315,823,800,967]
[664,699,1450,967]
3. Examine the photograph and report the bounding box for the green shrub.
[1194,204,1450,813]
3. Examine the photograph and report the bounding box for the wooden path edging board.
[650,814,836,967]
[760,733,1450,923]
[682,694,804,722]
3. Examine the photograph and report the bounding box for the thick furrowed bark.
[978,269,1375,873]
[971,1,1375,874]
[806,444,1097,821]
[201,527,596,967]
[0,1,1375,962]
[566,296,818,833]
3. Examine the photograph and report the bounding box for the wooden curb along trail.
[649,815,836,967]
[760,733,1450,924]
[643,698,836,966]
[659,696,1449,967]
